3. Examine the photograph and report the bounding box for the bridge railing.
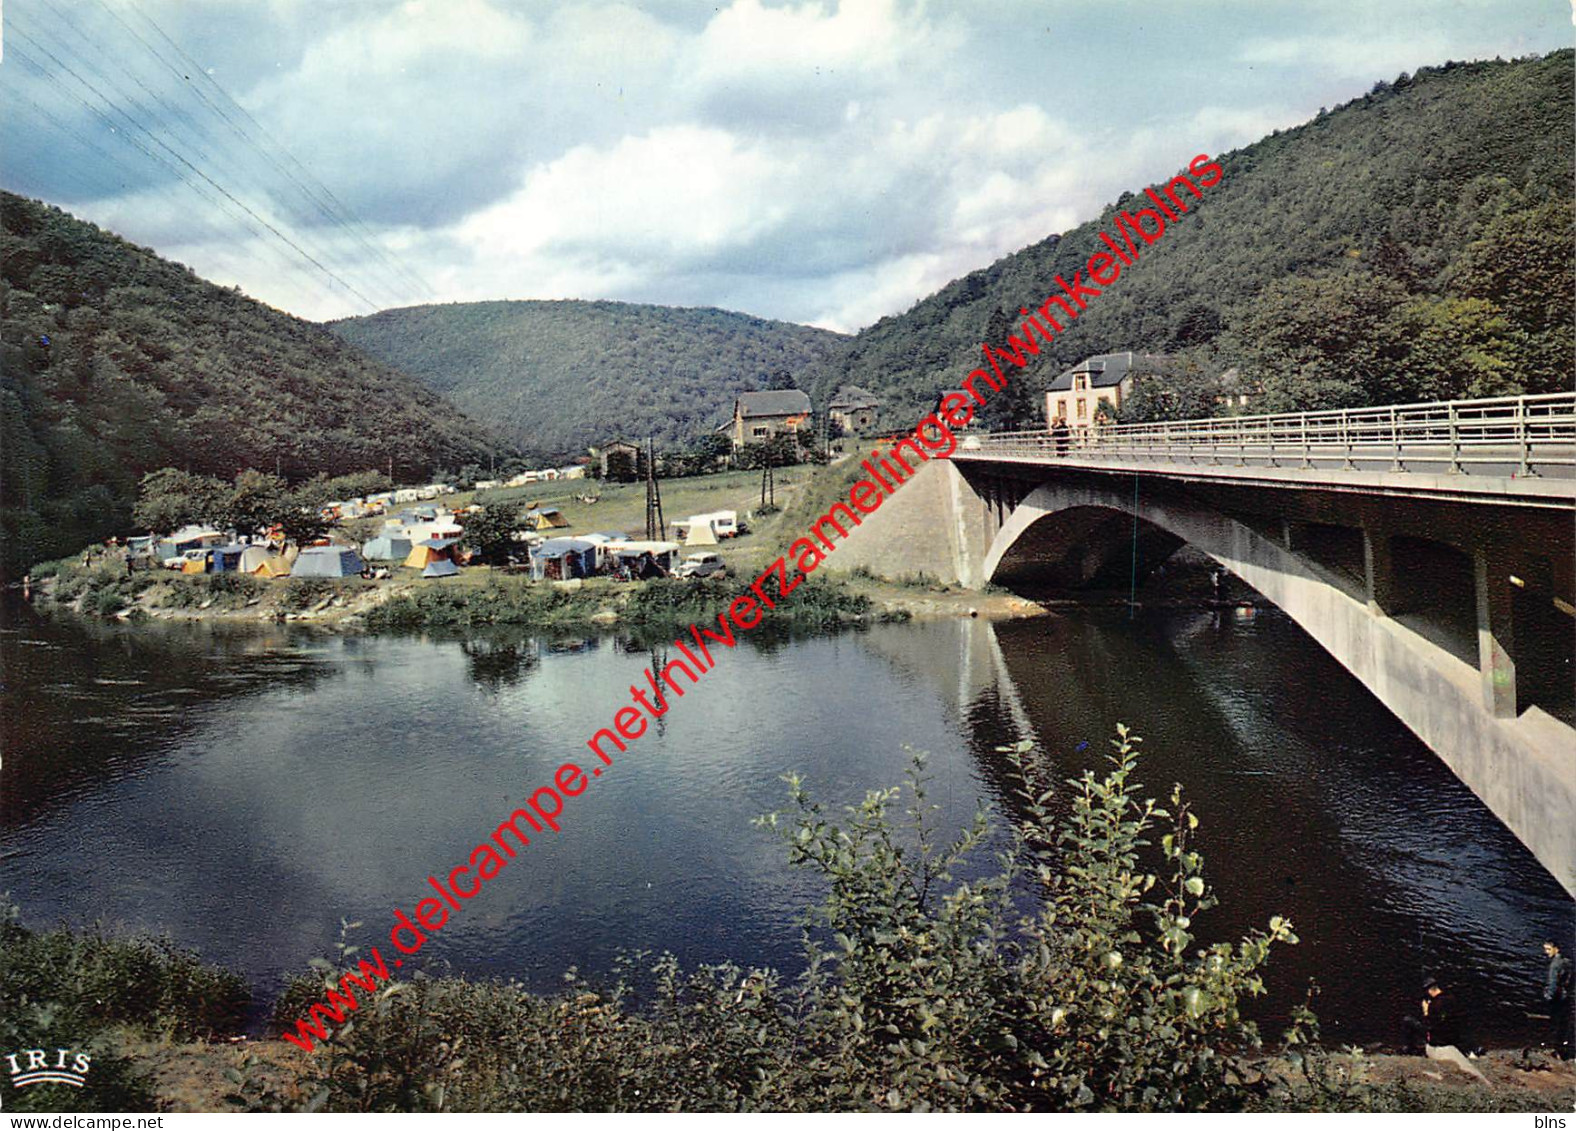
[966,392,1576,476]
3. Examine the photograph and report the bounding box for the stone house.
[1045,352,1171,430]
[827,386,880,434]
[720,389,813,450]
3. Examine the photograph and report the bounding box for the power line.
[102,0,429,303]
[30,0,403,307]
[113,0,434,302]
[4,38,351,314]
[6,19,384,312]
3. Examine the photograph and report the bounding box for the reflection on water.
[1,597,1568,1047]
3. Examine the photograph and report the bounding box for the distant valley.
[329,300,847,459]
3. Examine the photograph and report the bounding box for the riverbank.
[123,1036,1576,1114]
[28,555,1053,632]
[3,899,1570,1115]
[30,546,1259,633]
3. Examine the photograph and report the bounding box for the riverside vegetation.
[35,557,885,636]
[5,731,1570,1113]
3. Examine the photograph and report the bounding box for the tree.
[1166,301,1225,350]
[265,474,334,548]
[1235,273,1409,412]
[1390,296,1518,402]
[277,507,329,554]
[316,470,392,501]
[978,306,1040,431]
[132,468,228,535]
[1367,234,1421,290]
[603,448,639,483]
[736,433,799,470]
[459,502,522,564]
[340,516,384,555]
[1447,199,1574,395]
[218,470,287,539]
[1115,360,1223,423]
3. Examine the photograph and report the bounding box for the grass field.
[456,447,877,578]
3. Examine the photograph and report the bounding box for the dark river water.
[1,597,1569,1048]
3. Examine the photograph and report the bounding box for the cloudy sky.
[0,0,1567,330]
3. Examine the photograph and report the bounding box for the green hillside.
[826,52,1573,425]
[328,300,846,457]
[0,193,502,578]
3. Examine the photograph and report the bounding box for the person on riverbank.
[1545,940,1573,1060]
[1408,977,1488,1082]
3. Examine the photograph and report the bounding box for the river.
[1,597,1568,1048]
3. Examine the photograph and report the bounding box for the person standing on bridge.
[1544,940,1573,1060]
[1051,417,1069,457]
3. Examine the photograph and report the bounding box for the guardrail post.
[1389,406,1402,472]
[1448,402,1461,474]
[1300,414,1311,469]
[1342,414,1354,469]
[1516,395,1534,477]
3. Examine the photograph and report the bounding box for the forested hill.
[328,300,847,457]
[0,192,501,577]
[826,52,1573,426]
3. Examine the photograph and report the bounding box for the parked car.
[677,552,726,579]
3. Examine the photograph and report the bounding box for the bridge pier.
[1363,528,1398,616]
[1474,547,1518,719]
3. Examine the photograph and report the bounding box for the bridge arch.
[979,478,1576,895]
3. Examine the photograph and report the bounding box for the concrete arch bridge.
[828,393,1576,895]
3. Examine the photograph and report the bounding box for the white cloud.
[1237,31,1456,80]
[456,126,791,264]
[10,0,1563,331]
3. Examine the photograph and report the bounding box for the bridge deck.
[956,392,1576,507]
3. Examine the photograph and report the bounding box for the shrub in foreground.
[0,899,248,1112]
[270,730,1303,1112]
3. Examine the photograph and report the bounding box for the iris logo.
[6,1048,92,1088]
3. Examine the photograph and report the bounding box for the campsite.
[35,455,918,627]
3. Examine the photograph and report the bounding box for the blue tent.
[363,533,413,561]
[422,558,460,579]
[209,544,248,573]
[531,537,597,580]
[291,545,365,577]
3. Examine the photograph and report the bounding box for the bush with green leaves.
[267,729,1302,1112]
[0,898,248,1112]
[0,899,249,1041]
[47,562,156,616]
